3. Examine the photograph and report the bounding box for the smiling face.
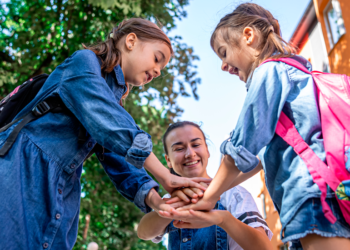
[164,125,210,178]
[120,33,171,86]
[213,27,260,83]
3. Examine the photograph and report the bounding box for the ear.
[165,155,172,169]
[242,27,255,46]
[125,33,138,51]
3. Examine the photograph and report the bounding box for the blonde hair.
[210,3,296,74]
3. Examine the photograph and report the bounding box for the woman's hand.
[145,188,189,217]
[165,182,209,204]
[158,195,218,222]
[143,153,211,194]
[173,209,228,229]
[176,194,218,212]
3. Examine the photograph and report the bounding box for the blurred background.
[1,0,349,249]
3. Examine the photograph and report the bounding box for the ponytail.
[83,18,173,100]
[210,3,296,73]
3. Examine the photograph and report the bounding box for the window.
[324,0,346,48]
[261,193,267,219]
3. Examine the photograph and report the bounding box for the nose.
[154,67,161,78]
[185,146,196,158]
[221,61,228,72]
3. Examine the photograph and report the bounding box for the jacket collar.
[113,65,126,86]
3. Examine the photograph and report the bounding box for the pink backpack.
[261,58,350,225]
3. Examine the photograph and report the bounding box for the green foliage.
[0,0,200,249]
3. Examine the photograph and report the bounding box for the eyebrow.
[171,138,202,148]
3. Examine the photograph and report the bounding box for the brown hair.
[210,3,296,74]
[162,121,207,176]
[83,18,173,100]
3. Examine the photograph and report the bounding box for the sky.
[167,0,311,211]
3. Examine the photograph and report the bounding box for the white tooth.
[185,161,198,166]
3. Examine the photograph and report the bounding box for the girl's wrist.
[145,188,163,212]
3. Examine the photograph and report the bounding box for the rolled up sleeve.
[58,50,152,167]
[98,150,159,213]
[221,62,293,173]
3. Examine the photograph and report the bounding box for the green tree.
[0,0,200,249]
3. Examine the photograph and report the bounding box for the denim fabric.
[220,56,333,234]
[0,50,158,249]
[285,198,350,250]
[166,201,228,250]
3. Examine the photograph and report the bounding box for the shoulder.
[72,49,98,61]
[220,186,260,217]
[254,60,289,80]
[62,50,101,76]
[222,186,273,239]
[66,50,99,68]
[220,186,254,207]
[247,60,293,91]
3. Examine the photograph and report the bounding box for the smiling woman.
[137,121,273,250]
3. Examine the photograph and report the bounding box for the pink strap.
[276,112,338,224]
[261,58,311,74]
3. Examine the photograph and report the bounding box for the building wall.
[314,0,350,74]
[259,171,285,250]
[298,22,329,71]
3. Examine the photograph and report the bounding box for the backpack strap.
[260,58,311,74]
[0,96,64,156]
[276,111,338,223]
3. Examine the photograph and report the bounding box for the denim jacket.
[167,201,228,250]
[220,56,334,233]
[0,50,159,249]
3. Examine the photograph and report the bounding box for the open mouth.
[229,66,239,75]
[183,160,200,167]
[145,71,153,82]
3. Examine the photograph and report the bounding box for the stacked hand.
[158,182,224,229]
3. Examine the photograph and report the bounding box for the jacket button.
[56,213,61,219]
[43,242,49,248]
[58,189,62,194]
[182,237,188,243]
[70,163,75,169]
[88,142,92,148]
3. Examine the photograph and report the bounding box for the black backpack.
[0,74,68,156]
[0,74,103,159]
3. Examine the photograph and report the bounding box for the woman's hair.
[162,121,207,176]
[210,3,296,74]
[83,18,173,100]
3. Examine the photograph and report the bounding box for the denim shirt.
[167,201,228,250]
[0,50,159,249]
[220,56,334,232]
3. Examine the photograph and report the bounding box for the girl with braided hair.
[159,3,350,250]
[0,18,209,249]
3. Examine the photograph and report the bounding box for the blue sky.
[166,0,310,203]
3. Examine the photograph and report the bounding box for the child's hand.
[173,209,228,229]
[165,182,209,204]
[162,175,211,194]
[176,194,217,212]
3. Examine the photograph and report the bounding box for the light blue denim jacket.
[220,56,334,232]
[0,50,159,249]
